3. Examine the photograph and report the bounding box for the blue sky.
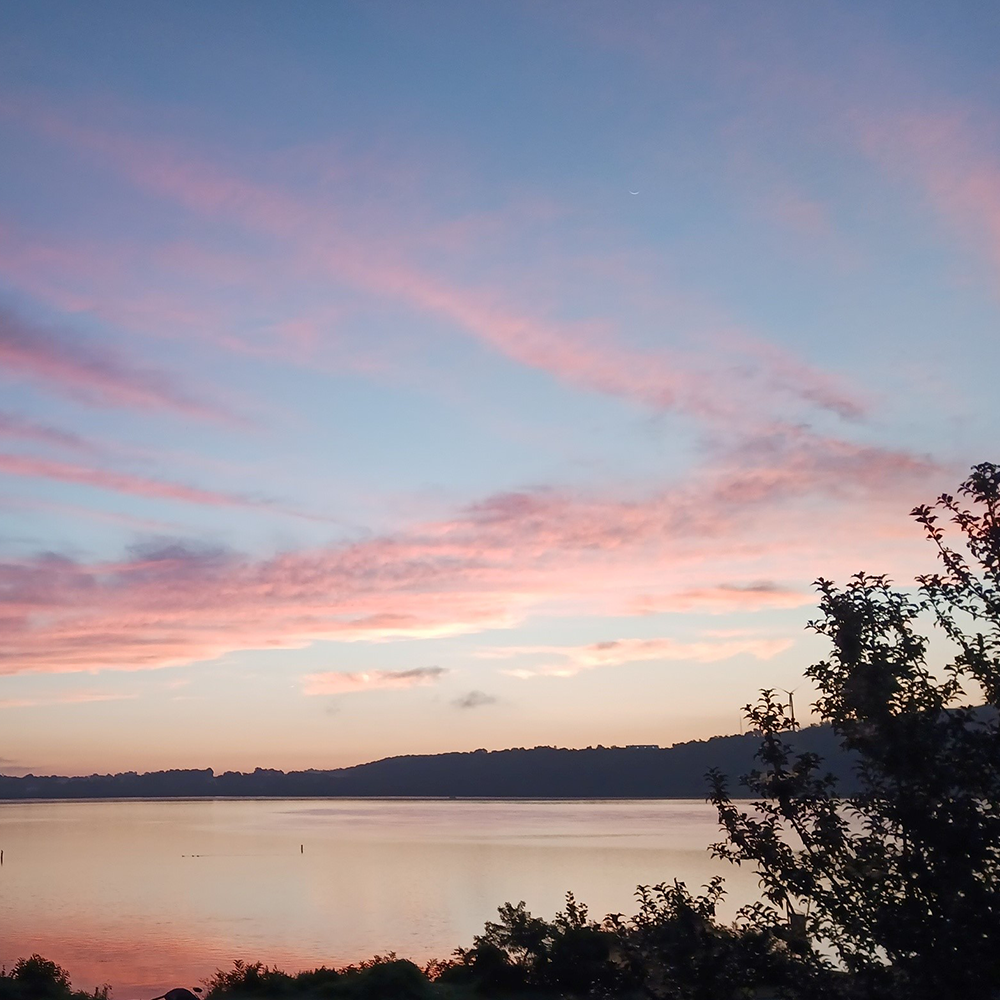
[0,1,998,774]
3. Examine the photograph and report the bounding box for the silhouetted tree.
[710,462,1000,999]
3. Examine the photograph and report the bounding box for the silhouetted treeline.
[0,724,856,799]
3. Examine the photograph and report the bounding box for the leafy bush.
[605,878,796,1000]
[0,956,109,1000]
[286,966,341,995]
[205,956,431,1000]
[205,959,296,996]
[444,893,620,995]
[334,958,432,1000]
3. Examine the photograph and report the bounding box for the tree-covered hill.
[0,723,854,799]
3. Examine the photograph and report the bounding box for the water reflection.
[0,799,762,995]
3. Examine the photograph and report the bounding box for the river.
[0,798,763,996]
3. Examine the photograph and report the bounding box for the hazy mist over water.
[0,798,761,995]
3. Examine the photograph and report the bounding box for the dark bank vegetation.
[196,881,801,999]
[0,728,854,800]
[0,955,110,1000]
[7,463,1000,999]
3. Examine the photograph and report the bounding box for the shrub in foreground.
[0,956,109,1000]
[441,893,621,995]
[204,956,431,1000]
[606,878,798,1000]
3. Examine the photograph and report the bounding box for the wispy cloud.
[0,303,232,420]
[0,451,259,508]
[855,109,1000,286]
[452,690,498,710]
[0,690,137,709]
[0,493,187,533]
[0,101,868,434]
[0,429,939,678]
[631,581,813,615]
[486,635,793,679]
[302,666,448,696]
[341,261,867,426]
[0,451,340,523]
[0,410,97,453]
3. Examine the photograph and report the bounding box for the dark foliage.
[605,878,797,1000]
[0,956,109,1000]
[442,893,623,995]
[440,882,805,999]
[0,729,855,800]
[710,462,1000,999]
[203,956,432,1000]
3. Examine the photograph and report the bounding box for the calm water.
[0,798,762,996]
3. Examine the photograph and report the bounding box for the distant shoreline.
[0,793,733,802]
[0,726,853,800]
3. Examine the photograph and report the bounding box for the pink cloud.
[334,256,867,425]
[0,493,187,533]
[766,190,834,241]
[855,109,1000,286]
[0,96,308,237]
[301,666,448,696]
[0,101,867,431]
[630,581,813,615]
[0,452,261,509]
[0,690,137,709]
[0,410,96,453]
[0,451,341,522]
[0,430,942,678]
[486,635,794,679]
[0,304,232,420]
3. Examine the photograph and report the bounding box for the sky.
[1,1,998,776]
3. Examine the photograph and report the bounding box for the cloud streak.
[0,410,96,453]
[335,258,867,425]
[630,581,813,615]
[0,690,137,709]
[0,451,342,523]
[302,666,448,696]
[485,635,793,679]
[0,304,231,420]
[0,452,262,510]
